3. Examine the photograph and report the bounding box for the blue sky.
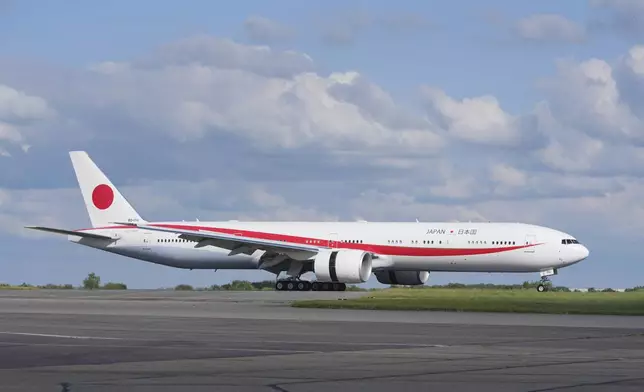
[1,0,644,289]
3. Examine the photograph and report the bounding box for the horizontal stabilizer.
[25,226,115,241]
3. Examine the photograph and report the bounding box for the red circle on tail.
[92,184,114,210]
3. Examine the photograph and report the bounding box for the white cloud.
[77,36,443,155]
[0,180,338,238]
[0,84,55,121]
[623,45,644,75]
[243,15,294,44]
[514,14,586,43]
[421,86,520,146]
[0,84,56,153]
[590,0,644,36]
[0,187,85,237]
[615,45,644,119]
[429,177,476,199]
[136,35,314,78]
[0,121,22,143]
[490,163,527,188]
[3,36,644,247]
[321,10,434,45]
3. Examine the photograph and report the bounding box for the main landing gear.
[274,280,347,291]
[536,268,558,292]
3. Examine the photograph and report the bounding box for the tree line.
[1,273,643,292]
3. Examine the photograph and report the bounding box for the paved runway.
[1,290,643,391]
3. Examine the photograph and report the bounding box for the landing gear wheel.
[286,281,295,291]
[537,284,547,293]
[308,282,347,291]
[297,281,311,291]
[275,281,285,291]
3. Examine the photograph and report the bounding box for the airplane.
[25,151,590,293]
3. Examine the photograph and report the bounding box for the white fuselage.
[70,221,589,274]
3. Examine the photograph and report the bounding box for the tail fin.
[69,151,144,228]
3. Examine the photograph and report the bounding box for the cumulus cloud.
[0,84,56,155]
[0,187,84,237]
[615,45,644,119]
[133,35,314,78]
[2,34,644,244]
[590,0,644,36]
[539,57,643,143]
[243,15,294,44]
[321,10,434,45]
[513,14,586,43]
[490,163,527,188]
[0,178,339,238]
[525,49,644,179]
[0,85,55,121]
[421,86,521,147]
[74,36,444,156]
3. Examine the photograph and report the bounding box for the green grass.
[0,285,39,290]
[292,288,644,316]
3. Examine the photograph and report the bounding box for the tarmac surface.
[0,290,643,391]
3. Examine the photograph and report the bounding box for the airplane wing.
[113,222,321,260]
[25,226,116,241]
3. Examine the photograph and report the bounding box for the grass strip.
[292,288,644,316]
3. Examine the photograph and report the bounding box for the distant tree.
[83,273,101,290]
[222,280,254,291]
[175,284,194,291]
[102,282,127,290]
[38,284,75,289]
[250,280,275,290]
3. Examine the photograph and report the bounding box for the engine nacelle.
[374,270,430,286]
[314,249,373,283]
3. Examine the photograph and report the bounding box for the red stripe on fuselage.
[78,223,541,257]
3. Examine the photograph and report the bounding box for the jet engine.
[374,270,430,286]
[313,249,373,283]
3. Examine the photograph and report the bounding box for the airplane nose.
[578,245,589,261]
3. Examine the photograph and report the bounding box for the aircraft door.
[142,231,152,251]
[328,233,339,248]
[524,234,536,253]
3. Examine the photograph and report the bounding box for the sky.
[1,0,644,289]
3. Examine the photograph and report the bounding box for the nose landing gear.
[536,268,558,292]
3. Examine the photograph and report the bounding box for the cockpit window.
[562,239,579,245]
